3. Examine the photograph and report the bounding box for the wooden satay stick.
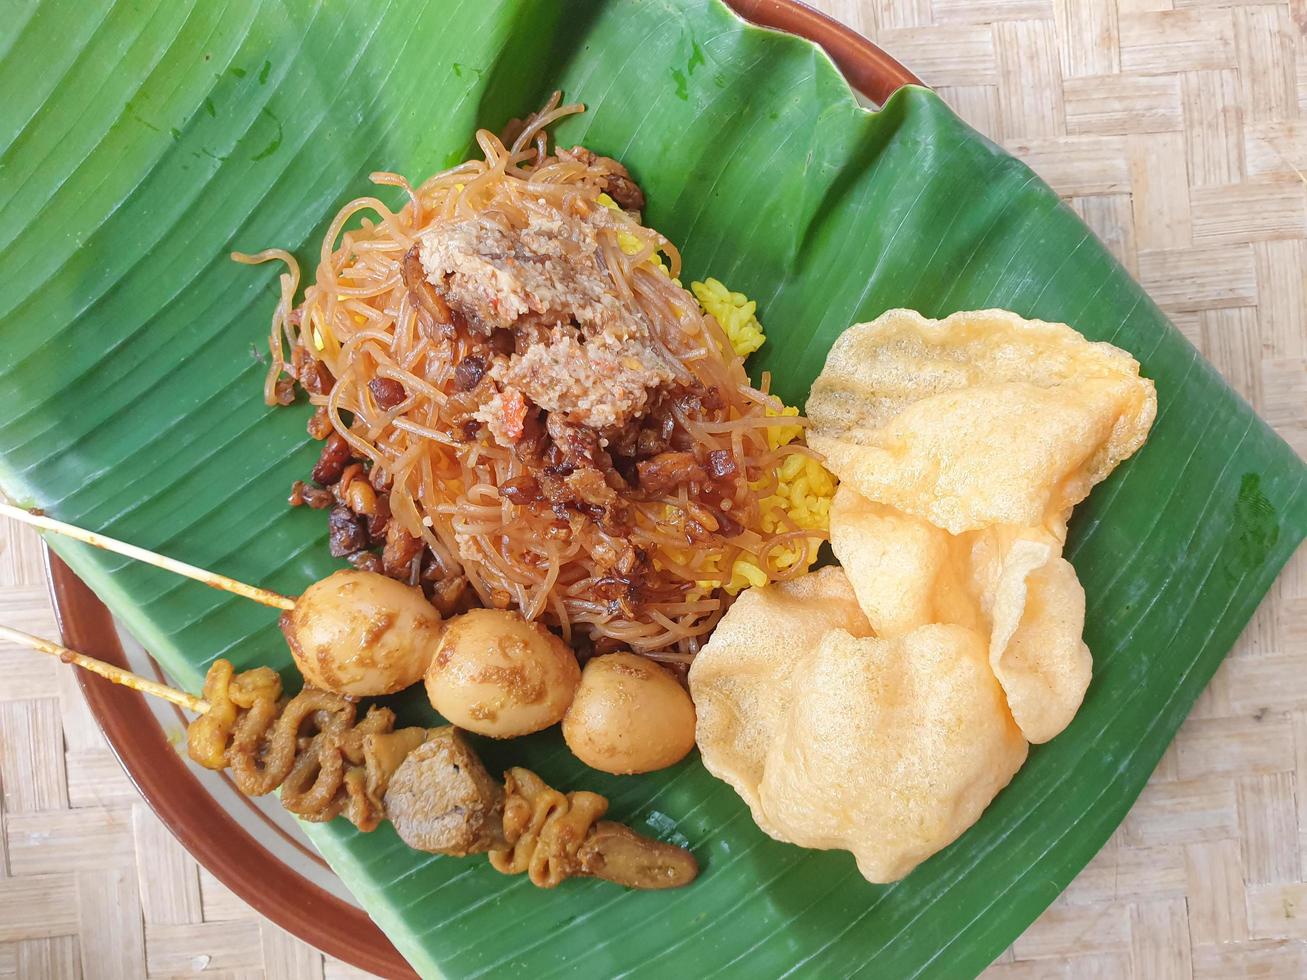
[0,502,296,611]
[0,624,209,714]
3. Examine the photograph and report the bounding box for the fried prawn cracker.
[762,625,1027,883]
[692,606,1028,883]
[828,485,983,637]
[806,309,1156,533]
[832,483,1093,744]
[985,538,1092,744]
[690,308,1155,883]
[687,567,870,822]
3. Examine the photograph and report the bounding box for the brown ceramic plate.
[46,5,919,976]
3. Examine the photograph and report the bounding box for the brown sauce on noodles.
[235,94,826,661]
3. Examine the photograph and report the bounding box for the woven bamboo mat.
[1,1,1304,976]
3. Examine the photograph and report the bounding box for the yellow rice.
[599,193,837,595]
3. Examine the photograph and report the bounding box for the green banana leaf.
[1,0,1303,976]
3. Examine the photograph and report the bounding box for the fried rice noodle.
[248,97,826,654]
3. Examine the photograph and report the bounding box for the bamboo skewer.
[0,624,209,714]
[0,502,296,611]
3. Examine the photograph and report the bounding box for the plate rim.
[45,3,921,976]
[47,550,416,979]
